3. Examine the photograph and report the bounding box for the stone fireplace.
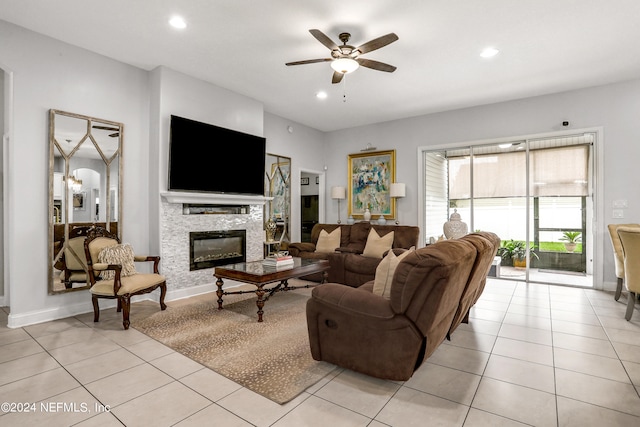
[160,192,267,292]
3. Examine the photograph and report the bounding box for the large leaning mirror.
[264,154,291,253]
[48,110,123,294]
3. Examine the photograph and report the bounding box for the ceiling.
[3,0,640,132]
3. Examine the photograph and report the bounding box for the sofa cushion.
[373,248,414,299]
[98,243,137,280]
[315,228,341,253]
[363,228,394,258]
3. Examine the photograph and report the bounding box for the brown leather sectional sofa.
[288,222,420,285]
[305,232,500,381]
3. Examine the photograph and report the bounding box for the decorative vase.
[377,215,387,225]
[347,215,355,225]
[265,217,277,242]
[363,208,371,222]
[443,209,468,239]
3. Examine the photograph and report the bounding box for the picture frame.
[348,150,396,220]
[73,191,86,211]
[301,177,309,185]
[269,159,290,221]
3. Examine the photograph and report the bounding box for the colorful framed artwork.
[348,150,396,220]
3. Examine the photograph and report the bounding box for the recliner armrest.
[288,242,316,256]
[310,283,395,318]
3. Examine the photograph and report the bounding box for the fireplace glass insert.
[189,230,246,271]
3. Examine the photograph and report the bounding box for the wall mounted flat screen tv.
[168,115,266,195]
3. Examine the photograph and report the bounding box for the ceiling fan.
[92,125,120,138]
[286,29,398,84]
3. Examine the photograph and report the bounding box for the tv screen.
[168,115,266,195]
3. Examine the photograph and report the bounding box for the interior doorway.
[422,132,596,288]
[300,171,320,242]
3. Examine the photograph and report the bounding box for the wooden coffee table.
[214,257,330,322]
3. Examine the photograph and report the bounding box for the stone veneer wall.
[160,201,264,291]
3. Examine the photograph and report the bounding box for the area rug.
[133,285,336,404]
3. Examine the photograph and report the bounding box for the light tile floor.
[1,279,640,426]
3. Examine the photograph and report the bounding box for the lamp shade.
[390,183,406,198]
[331,186,346,200]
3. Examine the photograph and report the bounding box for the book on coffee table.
[262,255,294,267]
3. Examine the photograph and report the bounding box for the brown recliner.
[448,232,501,336]
[306,239,477,381]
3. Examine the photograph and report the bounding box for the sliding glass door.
[423,133,594,287]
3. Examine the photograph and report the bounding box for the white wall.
[0,68,5,300]
[325,79,640,287]
[0,21,150,326]
[263,113,326,242]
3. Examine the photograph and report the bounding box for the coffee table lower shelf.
[213,257,330,322]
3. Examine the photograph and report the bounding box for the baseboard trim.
[6,281,243,329]
[7,300,116,329]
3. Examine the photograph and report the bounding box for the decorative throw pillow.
[373,248,414,299]
[315,228,341,253]
[362,229,394,258]
[98,243,137,280]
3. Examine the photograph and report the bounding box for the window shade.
[449,144,589,199]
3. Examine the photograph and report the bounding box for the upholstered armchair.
[306,239,477,380]
[58,225,99,289]
[62,236,87,287]
[84,226,167,330]
[607,224,640,300]
[617,226,640,321]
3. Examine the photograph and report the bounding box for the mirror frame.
[48,109,123,294]
[264,153,291,248]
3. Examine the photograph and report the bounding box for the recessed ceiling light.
[480,47,499,58]
[316,91,328,99]
[169,16,187,29]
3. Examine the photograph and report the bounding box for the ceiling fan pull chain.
[343,74,347,102]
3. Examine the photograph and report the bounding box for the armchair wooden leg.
[625,291,636,321]
[615,278,623,301]
[117,298,122,313]
[92,296,100,323]
[160,283,167,311]
[120,295,131,330]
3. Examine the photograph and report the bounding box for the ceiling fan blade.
[356,33,399,54]
[356,58,397,73]
[332,71,344,84]
[286,58,332,66]
[92,125,119,131]
[309,29,338,50]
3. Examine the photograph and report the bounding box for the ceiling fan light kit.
[286,29,398,84]
[331,58,359,74]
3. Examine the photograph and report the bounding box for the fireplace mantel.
[161,191,271,206]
